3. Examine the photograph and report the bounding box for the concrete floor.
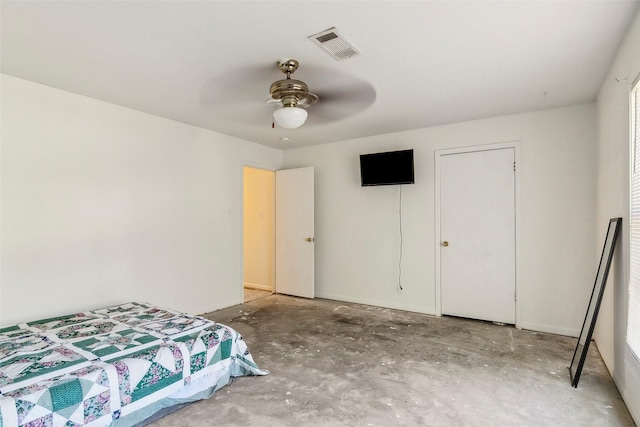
[149,295,635,426]
[244,287,273,303]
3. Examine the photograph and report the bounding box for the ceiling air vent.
[308,27,360,61]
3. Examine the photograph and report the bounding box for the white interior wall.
[0,74,283,326]
[284,104,597,337]
[1,74,599,339]
[594,10,640,424]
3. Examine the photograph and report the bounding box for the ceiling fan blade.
[198,64,276,124]
[306,81,376,123]
[200,64,273,102]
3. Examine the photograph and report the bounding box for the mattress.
[0,302,267,426]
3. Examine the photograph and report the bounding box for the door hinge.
[514,291,517,301]
[513,161,516,172]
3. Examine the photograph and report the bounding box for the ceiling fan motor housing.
[269,59,319,109]
[270,79,310,107]
[269,59,319,129]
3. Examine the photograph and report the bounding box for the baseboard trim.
[315,294,579,337]
[518,321,579,338]
[244,283,272,291]
[314,292,436,316]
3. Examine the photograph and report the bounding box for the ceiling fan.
[269,59,318,129]
[200,58,376,133]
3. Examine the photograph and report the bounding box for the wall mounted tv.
[360,149,415,186]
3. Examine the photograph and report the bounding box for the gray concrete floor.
[244,287,273,303]
[150,295,635,426]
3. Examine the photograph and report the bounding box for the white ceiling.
[2,1,638,150]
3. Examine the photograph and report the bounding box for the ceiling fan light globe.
[273,107,308,129]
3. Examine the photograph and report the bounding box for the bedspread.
[0,302,267,426]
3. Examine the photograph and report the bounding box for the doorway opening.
[243,167,275,303]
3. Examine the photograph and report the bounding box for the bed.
[0,302,267,426]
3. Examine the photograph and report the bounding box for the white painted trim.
[315,292,437,316]
[244,282,272,291]
[240,165,247,304]
[624,77,640,425]
[623,346,640,424]
[632,70,640,89]
[434,141,522,328]
[519,322,579,338]
[514,144,523,329]
[434,153,442,316]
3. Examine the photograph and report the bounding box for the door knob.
[306,237,315,242]
[442,241,449,247]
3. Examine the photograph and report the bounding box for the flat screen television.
[360,149,415,186]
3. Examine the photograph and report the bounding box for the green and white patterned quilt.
[0,302,267,426]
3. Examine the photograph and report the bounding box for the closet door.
[440,148,515,324]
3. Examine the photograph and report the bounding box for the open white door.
[275,167,314,298]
